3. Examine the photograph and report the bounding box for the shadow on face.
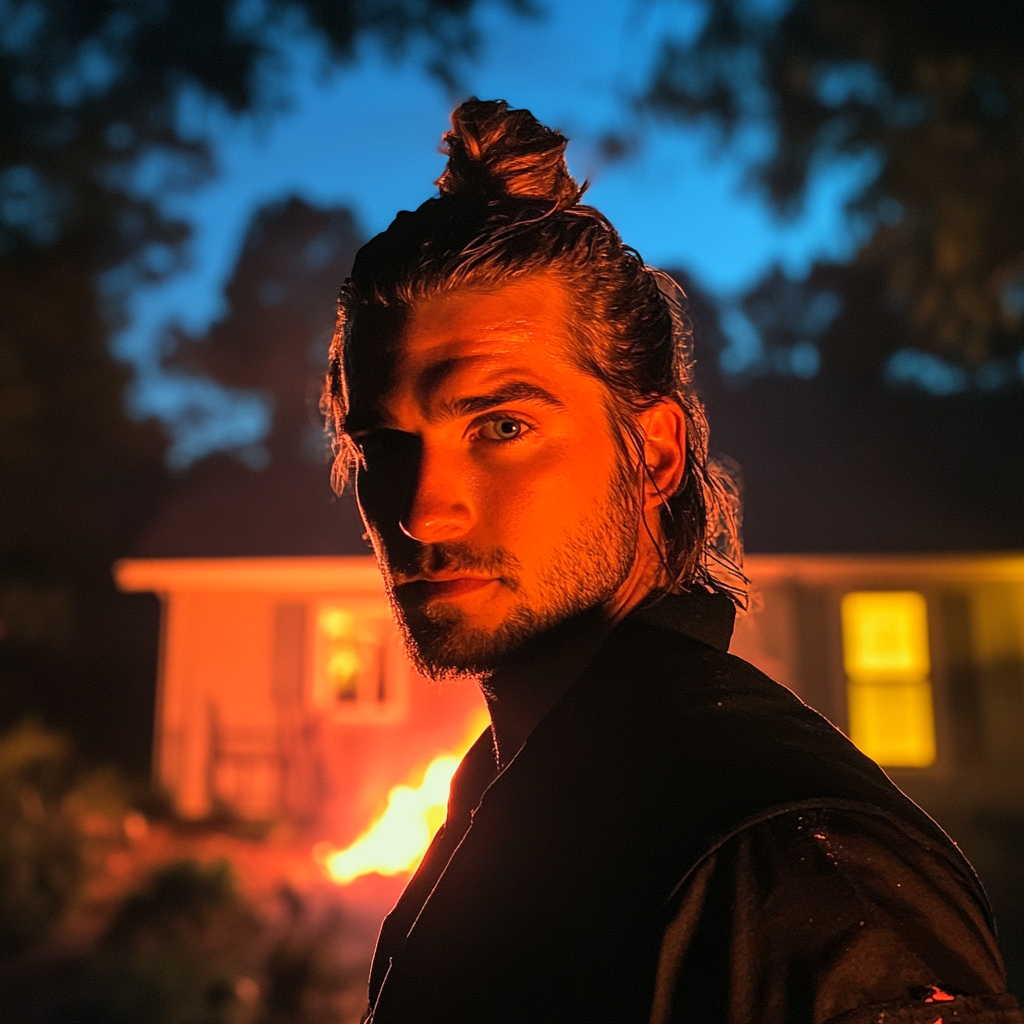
[354,426,424,573]
[345,303,420,565]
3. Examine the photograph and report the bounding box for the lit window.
[312,604,407,723]
[840,591,936,768]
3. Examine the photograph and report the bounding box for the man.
[324,99,1020,1022]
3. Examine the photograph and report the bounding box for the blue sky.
[116,0,877,466]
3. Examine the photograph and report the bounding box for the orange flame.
[317,711,489,885]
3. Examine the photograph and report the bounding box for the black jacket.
[366,593,1020,1023]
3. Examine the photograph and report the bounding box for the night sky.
[115,0,874,466]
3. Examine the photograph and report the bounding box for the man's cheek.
[479,457,568,522]
[355,482,416,578]
[499,472,581,541]
[355,472,396,538]
[354,431,424,543]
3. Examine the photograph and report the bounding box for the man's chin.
[395,595,611,682]
[395,598,547,680]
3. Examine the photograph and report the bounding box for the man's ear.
[637,400,687,510]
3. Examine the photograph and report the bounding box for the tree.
[643,0,1024,368]
[0,0,514,772]
[134,197,370,564]
[671,265,1024,553]
[168,196,364,469]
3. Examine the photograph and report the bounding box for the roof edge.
[114,556,385,594]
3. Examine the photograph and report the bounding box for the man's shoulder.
[598,612,834,734]
[654,805,1017,1024]
[705,804,992,933]
[572,615,970,879]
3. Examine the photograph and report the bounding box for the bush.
[0,722,86,958]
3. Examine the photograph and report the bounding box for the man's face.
[345,274,641,678]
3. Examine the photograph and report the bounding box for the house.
[114,553,486,832]
[728,553,1024,817]
[122,197,1022,838]
[116,548,1024,832]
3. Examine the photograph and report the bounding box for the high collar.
[629,587,736,652]
[446,588,736,824]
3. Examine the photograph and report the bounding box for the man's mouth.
[397,576,498,601]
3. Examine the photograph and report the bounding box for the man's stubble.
[385,458,641,681]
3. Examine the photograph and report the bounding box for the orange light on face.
[346,275,670,671]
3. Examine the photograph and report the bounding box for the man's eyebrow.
[437,381,566,420]
[344,381,566,438]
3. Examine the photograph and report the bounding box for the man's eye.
[477,417,525,442]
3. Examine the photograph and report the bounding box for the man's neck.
[480,600,634,769]
[481,532,669,768]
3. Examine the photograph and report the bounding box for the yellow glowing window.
[840,591,936,768]
[311,602,407,724]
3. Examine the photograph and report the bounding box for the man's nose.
[401,444,475,543]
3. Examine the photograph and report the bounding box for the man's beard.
[383,462,641,681]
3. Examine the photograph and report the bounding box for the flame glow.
[316,709,490,885]
[317,754,460,885]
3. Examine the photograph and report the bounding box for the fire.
[317,711,490,885]
[319,755,459,884]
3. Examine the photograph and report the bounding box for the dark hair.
[324,98,745,602]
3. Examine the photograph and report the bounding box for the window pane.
[311,603,408,724]
[841,591,936,768]
[315,605,384,707]
[841,590,930,680]
[847,680,936,768]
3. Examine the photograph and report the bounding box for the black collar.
[629,587,736,652]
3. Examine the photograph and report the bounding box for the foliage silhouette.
[0,0,510,774]
[643,0,1024,367]
[0,720,137,960]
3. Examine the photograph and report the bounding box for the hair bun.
[436,98,583,209]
